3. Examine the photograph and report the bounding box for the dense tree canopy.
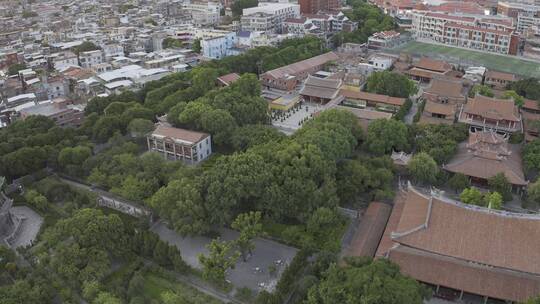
[468,84,494,98]
[408,152,438,185]
[366,71,418,98]
[411,123,468,164]
[523,140,540,172]
[306,257,429,304]
[333,0,396,46]
[508,78,540,101]
[364,119,409,155]
[231,0,258,17]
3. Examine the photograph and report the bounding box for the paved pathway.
[151,220,298,292]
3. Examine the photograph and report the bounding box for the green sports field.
[389,41,540,78]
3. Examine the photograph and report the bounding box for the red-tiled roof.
[378,187,540,302]
[151,125,209,144]
[217,73,240,86]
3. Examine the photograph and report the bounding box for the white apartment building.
[183,2,222,26]
[97,64,171,88]
[48,51,78,70]
[201,32,237,59]
[79,50,103,68]
[102,43,124,59]
[411,12,520,55]
[242,3,300,33]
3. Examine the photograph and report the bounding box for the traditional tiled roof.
[339,89,406,106]
[151,125,209,144]
[423,78,465,100]
[485,70,519,82]
[463,95,521,122]
[217,73,240,86]
[344,202,392,258]
[424,100,456,116]
[262,52,339,80]
[443,131,527,186]
[413,58,453,73]
[299,75,342,99]
[377,187,540,302]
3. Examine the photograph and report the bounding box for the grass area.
[141,271,223,304]
[391,41,540,78]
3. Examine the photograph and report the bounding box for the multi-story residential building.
[19,99,84,128]
[458,94,522,134]
[42,75,69,100]
[96,64,171,88]
[102,43,124,60]
[201,32,237,59]
[498,2,540,34]
[242,3,300,34]
[79,50,103,68]
[47,51,78,70]
[241,12,276,32]
[411,12,520,55]
[182,2,222,27]
[299,0,340,14]
[284,12,358,35]
[147,124,212,163]
[367,30,402,50]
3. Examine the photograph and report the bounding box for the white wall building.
[242,3,300,33]
[201,32,237,59]
[79,50,103,68]
[183,2,222,26]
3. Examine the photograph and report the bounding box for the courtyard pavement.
[151,220,298,292]
[271,102,323,134]
[9,206,43,248]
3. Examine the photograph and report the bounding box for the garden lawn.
[391,41,540,78]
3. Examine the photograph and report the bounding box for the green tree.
[82,281,101,302]
[93,292,122,304]
[127,118,154,138]
[487,173,512,201]
[21,10,38,17]
[408,152,438,185]
[231,211,263,261]
[231,0,258,17]
[198,238,240,284]
[58,145,92,176]
[485,192,503,210]
[150,178,213,235]
[306,257,428,304]
[448,173,470,193]
[527,179,540,206]
[365,71,418,98]
[7,63,27,76]
[460,187,485,206]
[523,140,540,171]
[526,295,540,304]
[192,38,201,54]
[469,84,494,98]
[162,37,183,49]
[24,189,49,211]
[73,41,100,55]
[200,109,237,146]
[502,90,524,107]
[508,78,540,101]
[307,207,341,240]
[365,119,408,155]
